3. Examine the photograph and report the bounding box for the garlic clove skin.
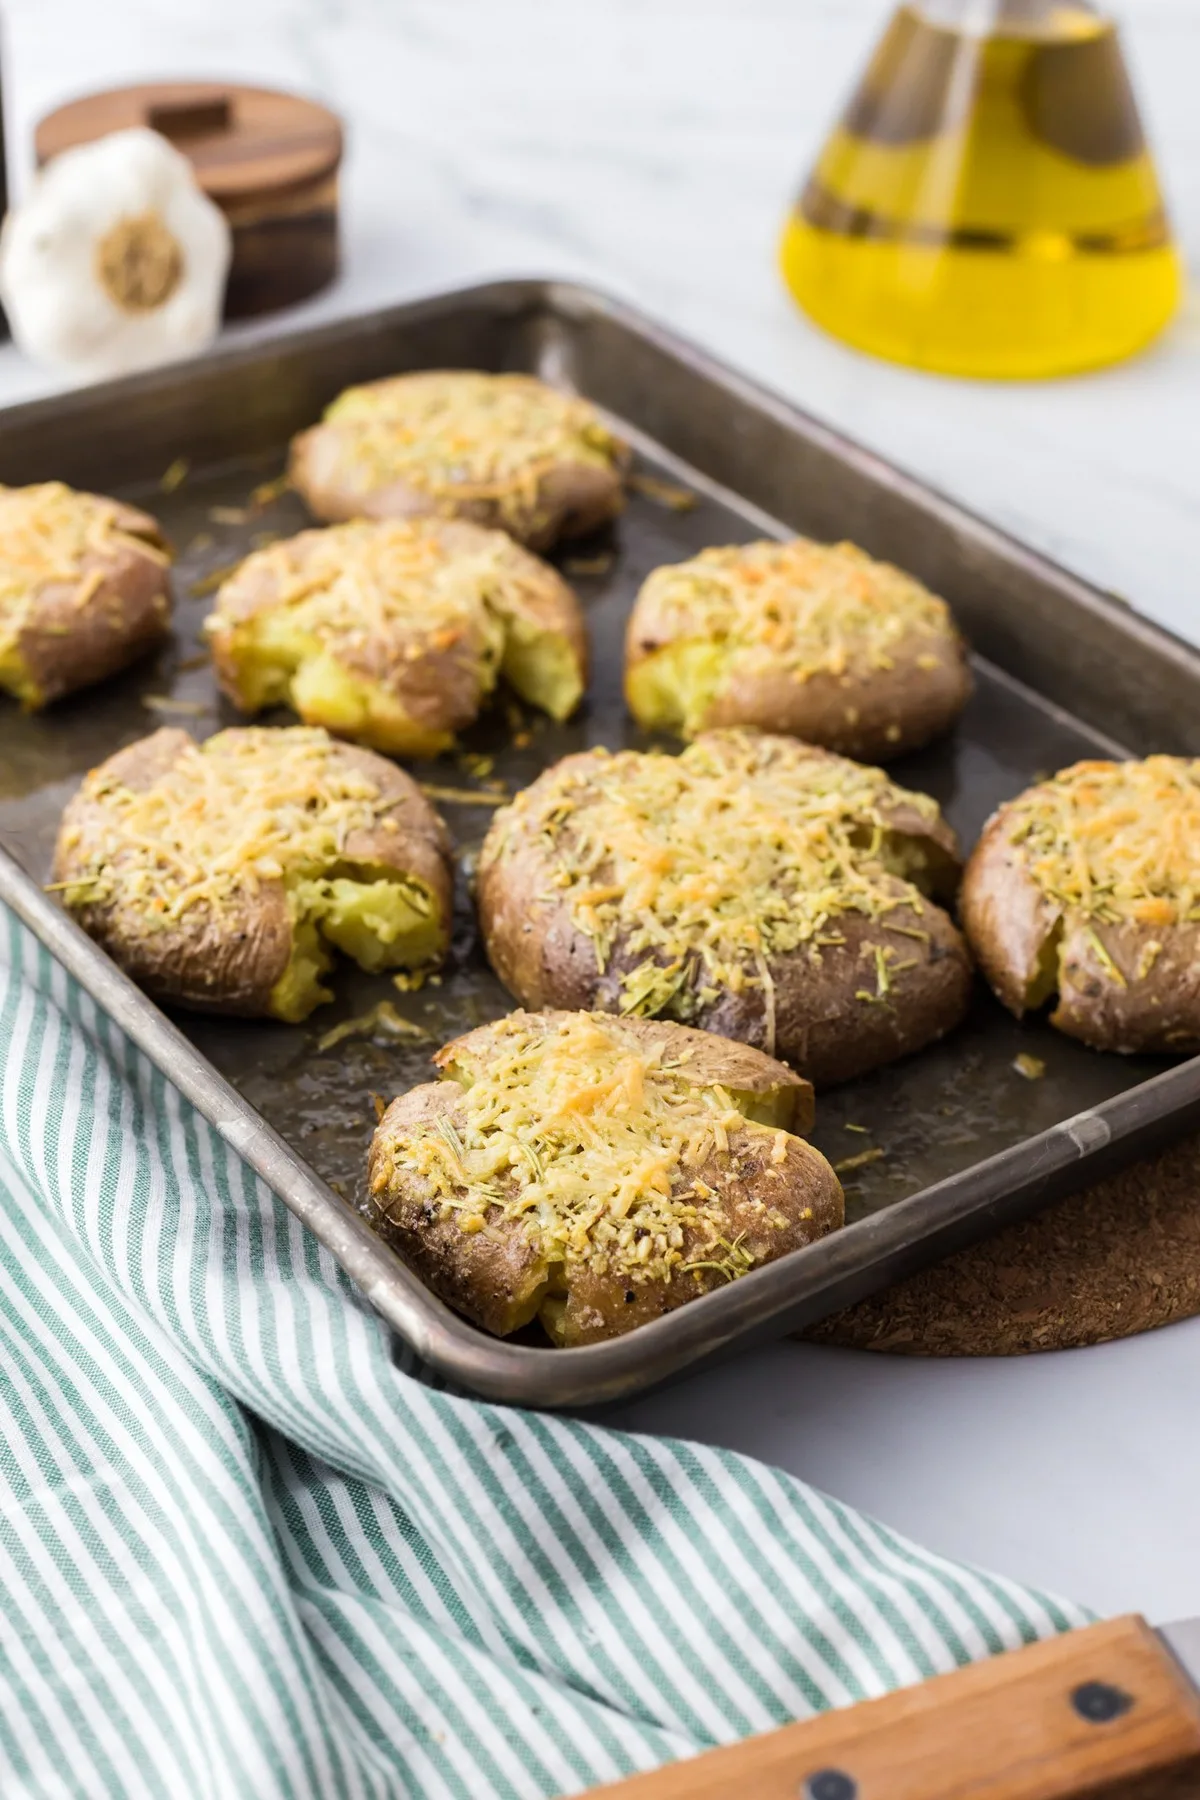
[0,127,233,380]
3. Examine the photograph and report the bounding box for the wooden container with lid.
[35,81,343,318]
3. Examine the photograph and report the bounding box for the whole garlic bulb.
[0,127,232,380]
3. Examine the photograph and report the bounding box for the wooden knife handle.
[586,1616,1200,1799]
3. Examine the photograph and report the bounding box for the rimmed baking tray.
[3,277,1200,1409]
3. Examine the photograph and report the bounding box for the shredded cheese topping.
[636,537,954,679]
[1004,756,1200,929]
[484,730,946,1018]
[206,517,544,670]
[320,372,623,518]
[372,1012,795,1282]
[57,726,408,925]
[0,481,164,656]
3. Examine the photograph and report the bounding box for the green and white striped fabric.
[0,903,1087,1800]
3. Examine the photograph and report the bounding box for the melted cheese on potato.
[483,729,949,1021]
[320,371,622,511]
[371,1012,800,1283]
[1004,756,1200,927]
[0,481,167,680]
[56,725,427,925]
[206,517,584,752]
[212,518,507,657]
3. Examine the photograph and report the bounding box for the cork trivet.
[803,1132,1200,1355]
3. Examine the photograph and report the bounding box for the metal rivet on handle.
[801,1771,858,1800]
[1071,1681,1135,1724]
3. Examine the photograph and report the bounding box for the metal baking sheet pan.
[3,278,1200,1409]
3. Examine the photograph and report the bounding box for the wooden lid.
[35,82,343,203]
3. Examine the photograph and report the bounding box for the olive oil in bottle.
[780,1,1181,378]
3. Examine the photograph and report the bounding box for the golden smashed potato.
[625,536,970,761]
[368,1009,844,1344]
[289,370,628,550]
[53,724,453,1021]
[478,728,971,1086]
[0,481,171,708]
[963,755,1200,1054]
[206,516,587,756]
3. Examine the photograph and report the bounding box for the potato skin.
[207,517,588,752]
[959,813,1061,1019]
[52,728,454,1018]
[477,740,972,1087]
[367,1011,844,1345]
[962,802,1200,1055]
[714,897,970,1089]
[683,633,969,763]
[369,1080,552,1338]
[7,497,170,707]
[289,373,628,552]
[554,1124,841,1346]
[1054,919,1200,1054]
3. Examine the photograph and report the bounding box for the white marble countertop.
[3,0,1199,1627]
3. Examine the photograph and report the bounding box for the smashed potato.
[206,516,587,756]
[368,1009,843,1344]
[962,755,1200,1054]
[53,725,453,1021]
[289,370,628,550]
[625,536,970,760]
[478,728,971,1086]
[0,481,170,708]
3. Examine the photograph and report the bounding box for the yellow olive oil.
[780,1,1181,377]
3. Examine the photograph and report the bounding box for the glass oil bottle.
[780,1,1181,378]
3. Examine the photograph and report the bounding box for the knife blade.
[585,1614,1200,1798]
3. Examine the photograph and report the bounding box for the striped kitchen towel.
[0,904,1087,1800]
